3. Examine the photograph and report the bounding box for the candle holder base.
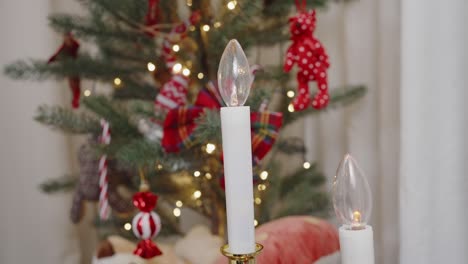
[221,243,263,264]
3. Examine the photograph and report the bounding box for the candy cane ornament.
[98,119,111,220]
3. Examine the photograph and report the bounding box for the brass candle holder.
[221,244,263,264]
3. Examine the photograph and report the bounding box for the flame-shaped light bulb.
[217,39,253,107]
[333,154,372,229]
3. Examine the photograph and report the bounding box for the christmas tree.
[5,0,365,242]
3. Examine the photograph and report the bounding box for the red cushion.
[214,216,339,264]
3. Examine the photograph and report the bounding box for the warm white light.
[254,197,262,205]
[259,171,268,180]
[288,103,295,112]
[254,219,258,227]
[124,223,132,231]
[287,90,295,98]
[227,0,237,10]
[83,89,91,97]
[202,25,210,32]
[114,78,122,86]
[214,22,222,28]
[176,200,183,207]
[206,143,216,154]
[147,62,156,72]
[189,25,196,31]
[217,39,253,107]
[156,164,163,170]
[172,44,180,52]
[173,208,181,217]
[257,184,266,191]
[194,171,201,177]
[303,162,311,169]
[193,190,202,199]
[333,154,372,229]
[197,72,204,79]
[172,63,182,74]
[205,172,212,179]
[186,0,192,7]
[182,68,191,77]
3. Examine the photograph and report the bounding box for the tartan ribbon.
[162,82,283,162]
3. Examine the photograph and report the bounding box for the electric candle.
[218,39,256,254]
[333,154,375,264]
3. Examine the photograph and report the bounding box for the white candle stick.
[218,39,256,254]
[333,154,375,264]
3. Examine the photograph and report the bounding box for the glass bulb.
[332,154,372,229]
[217,39,253,107]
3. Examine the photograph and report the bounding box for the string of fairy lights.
[82,0,302,114]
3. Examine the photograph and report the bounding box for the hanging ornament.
[161,82,283,162]
[284,1,330,111]
[98,119,111,220]
[71,141,134,224]
[145,0,160,28]
[132,191,163,259]
[48,33,81,109]
[154,74,189,113]
[154,11,200,113]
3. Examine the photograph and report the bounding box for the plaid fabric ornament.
[162,82,283,162]
[251,111,283,163]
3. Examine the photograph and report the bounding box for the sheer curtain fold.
[308,0,400,263]
[400,1,468,263]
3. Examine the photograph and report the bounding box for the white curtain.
[308,0,400,263]
[400,0,468,263]
[308,0,468,263]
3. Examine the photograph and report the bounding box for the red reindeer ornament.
[284,4,330,111]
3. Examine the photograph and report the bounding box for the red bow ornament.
[162,82,283,163]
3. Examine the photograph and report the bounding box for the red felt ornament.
[284,1,330,111]
[132,191,163,259]
[48,33,81,109]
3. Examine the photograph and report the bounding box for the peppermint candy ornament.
[132,191,163,259]
[132,211,161,240]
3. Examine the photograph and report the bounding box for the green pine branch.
[40,175,78,194]
[35,105,101,134]
[282,85,367,126]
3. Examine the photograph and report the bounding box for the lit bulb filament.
[352,211,364,230]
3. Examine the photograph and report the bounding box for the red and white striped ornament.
[132,191,163,258]
[132,211,162,240]
[98,119,111,220]
[154,74,189,111]
[154,12,200,113]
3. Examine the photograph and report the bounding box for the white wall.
[0,1,80,263]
